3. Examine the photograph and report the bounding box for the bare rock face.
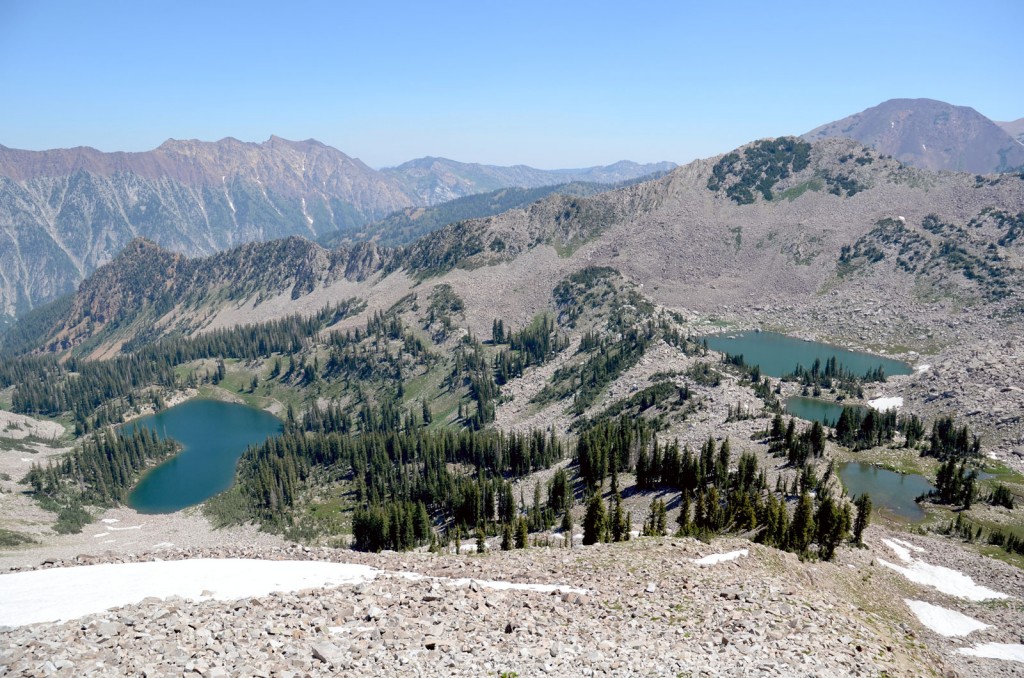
[0,137,670,322]
[805,98,1024,174]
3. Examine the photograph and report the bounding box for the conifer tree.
[583,491,606,545]
[476,525,486,554]
[789,490,815,555]
[501,523,513,551]
[676,492,692,536]
[814,492,847,561]
[561,509,574,548]
[515,517,529,549]
[852,494,871,546]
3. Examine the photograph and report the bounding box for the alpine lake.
[125,399,282,514]
[126,334,930,519]
[703,331,934,520]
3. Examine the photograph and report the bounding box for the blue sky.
[1,0,1021,168]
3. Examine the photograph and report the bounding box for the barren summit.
[804,98,1024,174]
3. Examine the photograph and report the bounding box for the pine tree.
[610,492,628,542]
[515,517,529,549]
[789,490,815,555]
[852,494,871,546]
[583,491,606,545]
[476,525,487,554]
[676,492,692,536]
[501,523,513,551]
[814,492,847,561]
[561,509,574,548]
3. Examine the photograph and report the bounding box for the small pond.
[837,462,935,521]
[126,399,282,514]
[703,331,912,379]
[784,396,867,425]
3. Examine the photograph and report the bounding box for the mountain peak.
[804,98,1024,173]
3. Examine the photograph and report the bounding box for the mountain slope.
[319,174,670,249]
[804,98,1024,173]
[32,137,1024,359]
[997,117,1024,144]
[0,137,671,323]
[0,137,411,324]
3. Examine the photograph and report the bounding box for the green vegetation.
[776,178,823,202]
[707,137,812,204]
[226,403,564,547]
[820,170,866,197]
[0,528,35,548]
[24,428,178,525]
[0,301,364,432]
[839,212,1020,302]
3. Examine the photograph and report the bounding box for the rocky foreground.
[2,528,1022,677]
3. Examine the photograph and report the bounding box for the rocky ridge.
[1,528,1021,677]
[0,137,669,322]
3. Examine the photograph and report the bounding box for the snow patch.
[450,578,588,595]
[879,561,1007,602]
[881,538,914,563]
[915,364,931,373]
[93,533,109,538]
[880,539,1007,600]
[0,559,379,627]
[904,599,989,637]
[889,538,925,554]
[691,549,748,566]
[108,524,144,531]
[152,542,174,549]
[100,518,120,524]
[868,396,903,412]
[957,643,1024,662]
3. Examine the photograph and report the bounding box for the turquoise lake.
[784,396,867,425]
[126,399,282,514]
[838,462,935,521]
[703,331,912,379]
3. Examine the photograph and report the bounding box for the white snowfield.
[0,559,379,627]
[904,599,989,637]
[879,539,1008,602]
[0,559,589,628]
[867,396,903,411]
[691,549,748,566]
[957,643,1024,662]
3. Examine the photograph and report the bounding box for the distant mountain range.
[0,137,672,323]
[804,98,1024,174]
[23,136,1024,363]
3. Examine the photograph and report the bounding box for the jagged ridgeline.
[0,137,673,323]
[14,136,1024,358]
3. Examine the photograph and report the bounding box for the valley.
[2,134,1024,676]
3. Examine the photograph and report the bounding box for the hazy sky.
[1,0,1021,168]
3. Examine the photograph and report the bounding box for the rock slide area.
[2,527,1022,677]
